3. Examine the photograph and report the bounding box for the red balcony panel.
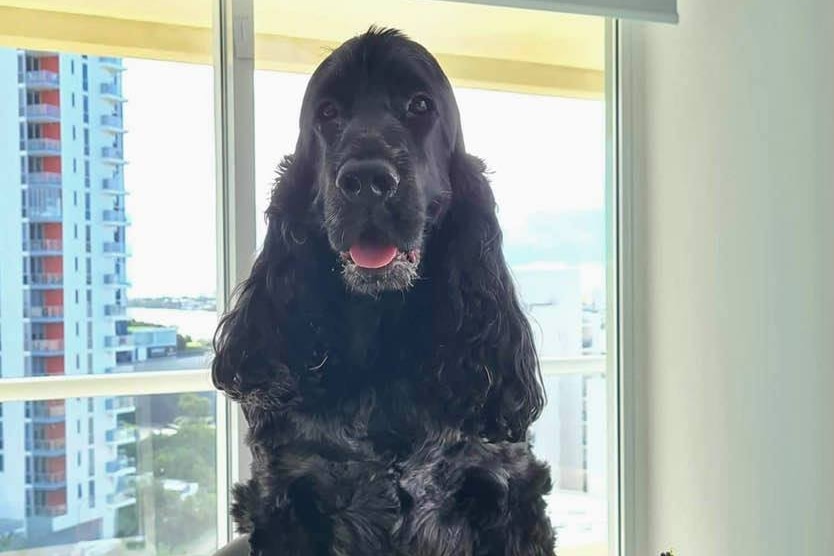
[43,290,64,307]
[46,489,67,506]
[45,358,63,374]
[42,123,61,140]
[44,157,61,173]
[43,223,63,240]
[42,422,65,439]
[43,256,62,273]
[44,289,63,306]
[40,56,59,73]
[47,456,66,473]
[44,323,63,340]
[41,90,60,106]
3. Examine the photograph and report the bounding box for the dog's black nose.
[336,159,399,202]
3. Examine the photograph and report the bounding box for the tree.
[177,393,210,420]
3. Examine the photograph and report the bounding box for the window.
[0,2,626,555]
[0,21,217,554]
[0,393,218,553]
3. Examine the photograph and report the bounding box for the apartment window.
[88,417,94,444]
[88,481,95,508]
[0,2,634,554]
[78,484,82,499]
[77,449,81,463]
[72,125,76,140]
[71,59,75,74]
[73,191,78,207]
[88,448,94,475]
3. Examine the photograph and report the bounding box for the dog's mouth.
[338,241,422,296]
[342,243,420,269]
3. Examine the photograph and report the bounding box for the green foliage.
[150,482,215,553]
[178,393,211,420]
[115,393,217,554]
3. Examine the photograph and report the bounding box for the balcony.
[103,241,128,255]
[33,504,67,517]
[101,146,126,164]
[25,103,60,122]
[99,57,125,71]
[25,339,64,355]
[106,426,137,445]
[23,273,63,288]
[23,204,62,222]
[102,178,125,194]
[100,82,125,100]
[104,304,127,317]
[102,209,129,225]
[100,114,125,132]
[103,273,130,286]
[30,402,66,422]
[105,334,133,348]
[23,305,64,322]
[31,471,67,489]
[26,138,61,156]
[26,171,61,187]
[25,70,60,90]
[31,437,66,454]
[106,456,137,474]
[105,396,135,413]
[22,239,62,254]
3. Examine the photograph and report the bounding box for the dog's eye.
[318,101,339,121]
[407,94,433,116]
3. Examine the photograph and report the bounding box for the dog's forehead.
[311,34,445,100]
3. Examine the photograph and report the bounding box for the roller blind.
[438,0,678,22]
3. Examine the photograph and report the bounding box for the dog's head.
[215,28,544,442]
[291,28,460,295]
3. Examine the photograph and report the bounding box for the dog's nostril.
[370,172,397,196]
[341,174,362,195]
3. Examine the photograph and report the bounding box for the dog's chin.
[339,250,421,297]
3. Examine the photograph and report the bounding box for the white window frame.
[0,3,633,554]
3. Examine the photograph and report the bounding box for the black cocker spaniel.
[212,27,555,556]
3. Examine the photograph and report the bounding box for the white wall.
[622,0,834,554]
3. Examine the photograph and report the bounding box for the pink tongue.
[349,244,398,269]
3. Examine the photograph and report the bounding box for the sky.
[123,59,606,299]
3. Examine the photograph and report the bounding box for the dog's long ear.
[211,150,315,401]
[432,152,545,442]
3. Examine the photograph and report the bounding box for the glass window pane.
[0,392,217,554]
[0,48,216,378]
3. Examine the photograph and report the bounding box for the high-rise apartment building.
[0,50,136,546]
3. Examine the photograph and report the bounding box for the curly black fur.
[212,27,554,555]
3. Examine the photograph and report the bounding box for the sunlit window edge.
[0,5,603,99]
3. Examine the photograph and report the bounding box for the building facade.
[0,50,136,546]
